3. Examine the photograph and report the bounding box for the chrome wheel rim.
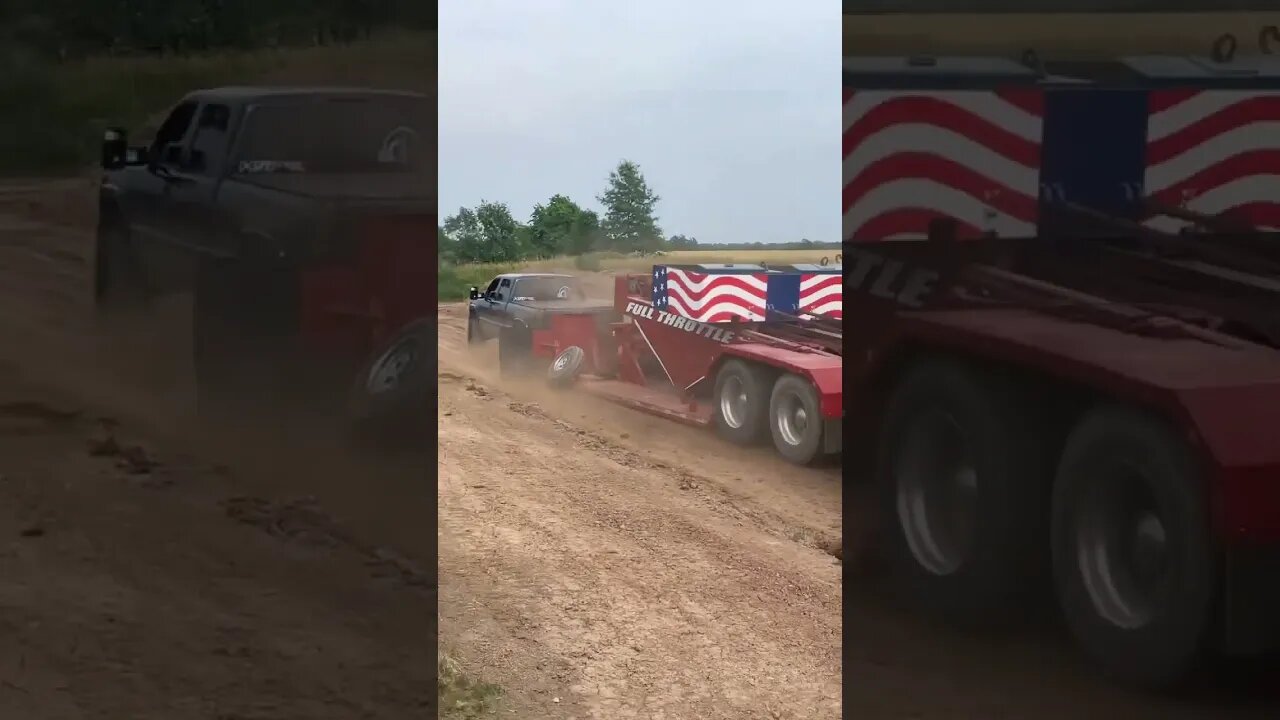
[1074,464,1170,629]
[894,409,979,576]
[775,391,809,447]
[719,376,748,429]
[366,339,418,394]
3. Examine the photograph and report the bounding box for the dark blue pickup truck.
[96,86,434,417]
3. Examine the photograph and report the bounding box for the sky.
[438,1,840,245]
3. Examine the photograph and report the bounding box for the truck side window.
[151,101,198,162]
[188,103,232,175]
[494,278,512,302]
[484,278,501,299]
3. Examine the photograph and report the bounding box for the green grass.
[439,649,504,719]
[0,31,434,175]
[438,248,844,302]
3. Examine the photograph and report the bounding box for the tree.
[442,202,524,263]
[597,160,662,253]
[441,207,485,263]
[668,234,698,250]
[474,201,524,262]
[528,194,601,257]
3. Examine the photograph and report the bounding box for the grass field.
[438,248,843,301]
[1,31,434,174]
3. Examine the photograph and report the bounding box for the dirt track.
[0,180,434,718]
[438,304,1280,718]
[437,303,844,718]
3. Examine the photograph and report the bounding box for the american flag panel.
[652,266,768,323]
[843,88,1045,242]
[799,273,842,319]
[1143,90,1280,234]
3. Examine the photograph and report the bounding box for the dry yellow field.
[516,248,842,273]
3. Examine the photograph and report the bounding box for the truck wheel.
[349,320,435,446]
[769,373,824,465]
[93,222,148,312]
[1052,406,1214,689]
[497,322,533,377]
[466,315,483,345]
[547,346,585,389]
[713,359,771,445]
[878,358,1049,620]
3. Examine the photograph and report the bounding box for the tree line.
[440,160,837,265]
[441,160,665,264]
[0,0,434,60]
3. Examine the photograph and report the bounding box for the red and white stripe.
[1144,90,1280,234]
[665,269,768,323]
[843,88,1044,241]
[799,274,842,319]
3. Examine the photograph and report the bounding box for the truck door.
[146,101,238,293]
[123,100,197,292]
[477,277,511,339]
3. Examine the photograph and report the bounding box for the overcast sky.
[438,1,839,245]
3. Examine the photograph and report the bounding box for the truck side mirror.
[469,286,480,300]
[101,127,127,170]
[126,146,149,165]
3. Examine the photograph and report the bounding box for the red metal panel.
[297,213,436,356]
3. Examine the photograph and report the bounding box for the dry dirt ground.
[0,178,434,718]
[437,295,1280,716]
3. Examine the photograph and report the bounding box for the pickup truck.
[466,273,617,372]
[96,86,436,423]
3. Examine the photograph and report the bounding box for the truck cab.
[467,273,593,342]
[97,86,432,299]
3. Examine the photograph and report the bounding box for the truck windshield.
[232,96,430,174]
[512,277,585,302]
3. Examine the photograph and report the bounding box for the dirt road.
[0,179,434,718]
[436,303,843,718]
[438,299,1280,719]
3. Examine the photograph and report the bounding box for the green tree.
[441,202,525,263]
[668,233,697,250]
[597,160,662,253]
[528,194,601,257]
[441,207,485,263]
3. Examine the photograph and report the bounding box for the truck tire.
[547,345,585,389]
[768,373,824,465]
[348,320,435,446]
[93,222,148,312]
[466,314,482,345]
[497,322,533,377]
[713,359,771,446]
[1051,405,1214,689]
[877,358,1049,620]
